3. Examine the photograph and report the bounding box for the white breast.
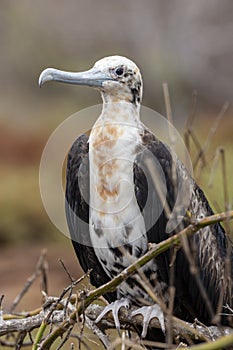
[88,108,148,274]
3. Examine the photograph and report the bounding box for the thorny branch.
[0,211,233,349]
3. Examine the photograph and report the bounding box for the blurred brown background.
[0,0,232,311]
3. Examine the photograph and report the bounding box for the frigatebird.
[39,56,232,337]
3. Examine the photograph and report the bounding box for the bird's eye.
[115,67,124,76]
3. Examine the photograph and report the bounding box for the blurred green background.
[0,0,232,311]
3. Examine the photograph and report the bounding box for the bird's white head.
[39,55,143,105]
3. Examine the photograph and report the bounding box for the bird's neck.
[97,94,141,126]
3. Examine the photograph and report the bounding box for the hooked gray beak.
[38,67,114,88]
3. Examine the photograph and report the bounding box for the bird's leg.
[95,298,130,333]
[131,304,165,338]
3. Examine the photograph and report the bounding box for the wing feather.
[134,128,232,324]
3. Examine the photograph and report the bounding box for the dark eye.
[115,67,124,76]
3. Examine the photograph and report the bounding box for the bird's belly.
[89,205,165,303]
[89,141,148,275]
[89,190,148,273]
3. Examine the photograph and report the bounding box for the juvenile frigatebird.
[39,56,232,337]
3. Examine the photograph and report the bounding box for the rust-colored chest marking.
[90,124,126,202]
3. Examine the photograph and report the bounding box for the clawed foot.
[131,304,165,338]
[95,300,165,338]
[95,298,130,332]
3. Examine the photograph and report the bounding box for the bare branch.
[193,102,229,171]
[9,250,48,313]
[2,304,232,343]
[185,90,198,131]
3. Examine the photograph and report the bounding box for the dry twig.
[9,250,48,313]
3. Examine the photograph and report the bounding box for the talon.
[132,304,165,338]
[95,298,130,332]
